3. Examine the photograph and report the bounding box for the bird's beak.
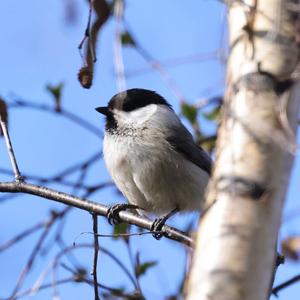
[95,106,109,116]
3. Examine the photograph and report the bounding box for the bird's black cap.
[95,88,172,115]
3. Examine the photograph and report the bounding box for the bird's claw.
[107,204,122,225]
[106,203,140,225]
[150,218,165,240]
[150,207,178,240]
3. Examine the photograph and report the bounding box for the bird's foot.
[106,203,140,225]
[150,207,178,240]
[150,218,166,240]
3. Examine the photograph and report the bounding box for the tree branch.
[78,0,111,88]
[0,114,23,182]
[113,0,127,92]
[0,181,194,247]
[91,214,100,300]
[9,99,101,138]
[272,274,300,296]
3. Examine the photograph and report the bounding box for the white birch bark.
[187,1,300,299]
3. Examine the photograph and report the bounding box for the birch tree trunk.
[187,1,300,300]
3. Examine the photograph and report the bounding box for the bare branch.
[0,113,23,182]
[60,263,134,297]
[78,0,111,88]
[9,211,63,298]
[91,214,100,300]
[0,181,194,247]
[0,167,112,192]
[87,0,110,68]
[272,274,300,296]
[123,22,186,102]
[74,230,165,241]
[126,51,219,77]
[49,151,101,181]
[12,277,74,299]
[0,221,45,252]
[78,0,94,58]
[55,243,140,292]
[113,0,127,91]
[9,99,101,138]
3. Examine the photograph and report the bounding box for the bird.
[96,88,212,239]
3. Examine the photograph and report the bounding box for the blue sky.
[0,0,299,299]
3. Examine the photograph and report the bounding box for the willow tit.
[96,89,212,239]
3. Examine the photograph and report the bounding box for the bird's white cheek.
[116,104,158,125]
[133,105,157,124]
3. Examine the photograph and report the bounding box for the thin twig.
[78,0,94,57]
[73,230,165,243]
[77,0,110,88]
[54,243,138,290]
[23,181,103,272]
[126,51,219,77]
[123,22,186,102]
[0,167,110,191]
[272,274,300,296]
[12,277,74,299]
[127,238,142,292]
[50,151,101,181]
[268,252,285,297]
[78,0,97,64]
[113,0,126,91]
[29,261,55,298]
[37,171,100,260]
[9,215,59,298]
[12,275,127,300]
[56,238,82,273]
[0,181,194,247]
[0,221,45,252]
[40,207,72,257]
[80,0,110,72]
[48,168,90,253]
[100,246,138,290]
[91,214,100,300]
[9,99,101,138]
[0,116,23,182]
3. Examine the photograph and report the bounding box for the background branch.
[91,214,100,300]
[0,113,23,181]
[272,274,300,296]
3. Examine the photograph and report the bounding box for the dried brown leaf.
[78,66,93,89]
[282,236,300,261]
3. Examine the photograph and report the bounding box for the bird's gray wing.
[166,124,212,175]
